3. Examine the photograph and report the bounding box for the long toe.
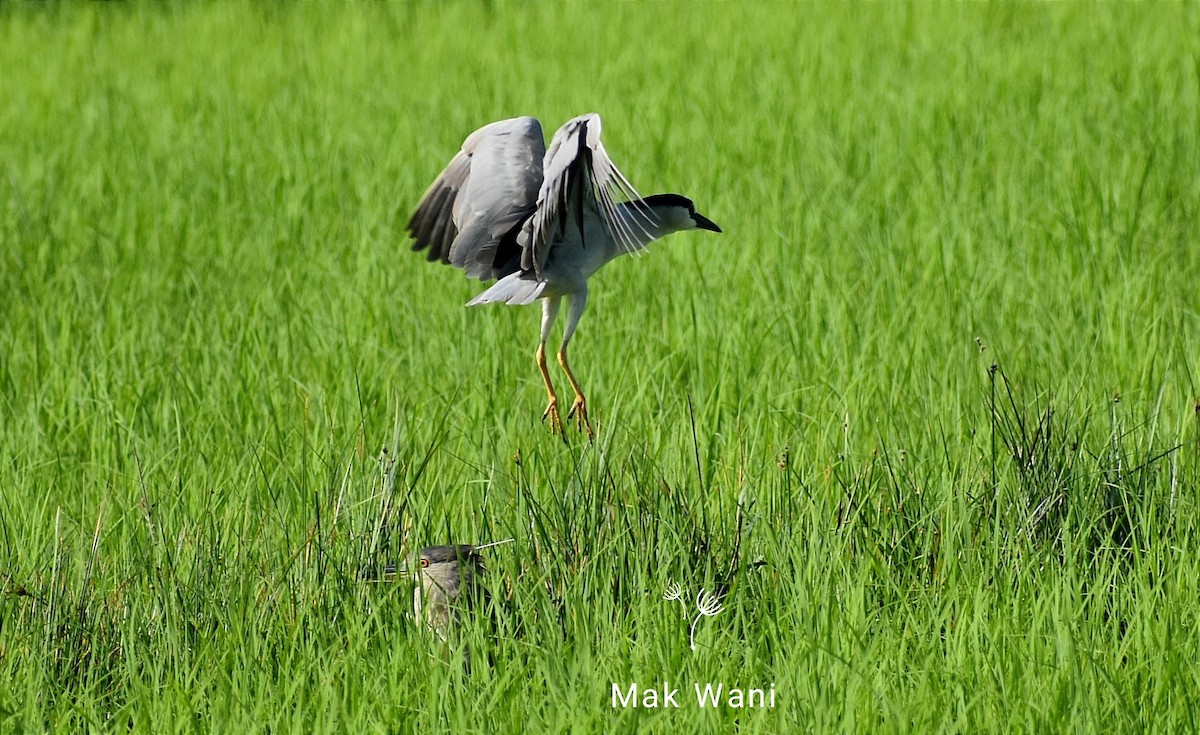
[567,397,595,442]
[542,399,567,442]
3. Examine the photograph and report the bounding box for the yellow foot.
[542,399,567,442]
[567,396,595,442]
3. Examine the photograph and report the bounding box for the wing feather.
[526,114,664,276]
[407,117,545,280]
[408,154,468,263]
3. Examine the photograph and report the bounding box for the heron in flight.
[407,113,721,441]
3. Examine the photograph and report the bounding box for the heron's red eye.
[420,558,429,568]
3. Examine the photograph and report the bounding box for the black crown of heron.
[407,113,721,440]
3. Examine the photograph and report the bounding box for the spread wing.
[407,117,545,280]
[524,113,659,277]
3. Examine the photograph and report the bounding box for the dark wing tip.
[407,184,459,264]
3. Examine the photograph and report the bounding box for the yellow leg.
[537,344,565,440]
[557,347,594,441]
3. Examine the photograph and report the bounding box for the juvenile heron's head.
[385,544,486,639]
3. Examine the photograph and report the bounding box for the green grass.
[2,2,1200,732]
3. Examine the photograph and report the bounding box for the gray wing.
[525,113,659,277]
[408,117,546,280]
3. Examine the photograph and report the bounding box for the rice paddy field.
[2,2,1200,733]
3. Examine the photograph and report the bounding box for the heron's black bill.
[693,212,722,233]
[359,562,404,582]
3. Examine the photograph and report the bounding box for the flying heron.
[407,113,721,440]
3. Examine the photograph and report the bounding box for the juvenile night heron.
[407,113,721,440]
[383,544,488,640]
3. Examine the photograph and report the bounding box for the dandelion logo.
[663,581,725,651]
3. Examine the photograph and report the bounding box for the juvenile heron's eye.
[420,558,430,568]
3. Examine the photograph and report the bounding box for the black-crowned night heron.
[383,544,487,640]
[407,113,721,441]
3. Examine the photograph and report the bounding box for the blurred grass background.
[2,2,1199,732]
